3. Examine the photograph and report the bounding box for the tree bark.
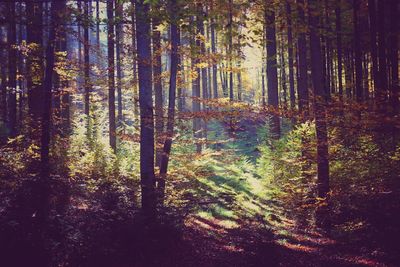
[153,13,164,167]
[297,0,309,118]
[7,1,17,137]
[286,1,296,110]
[265,5,280,139]
[159,0,179,202]
[136,0,156,215]
[308,0,329,199]
[107,0,116,152]
[353,0,363,102]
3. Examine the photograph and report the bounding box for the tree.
[153,5,164,167]
[107,0,116,152]
[297,0,309,118]
[353,0,363,102]
[136,0,156,215]
[7,1,17,137]
[265,4,280,139]
[159,0,180,203]
[116,0,124,125]
[39,0,65,221]
[83,0,91,132]
[308,0,329,199]
[286,0,296,111]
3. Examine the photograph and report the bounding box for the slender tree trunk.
[265,5,280,139]
[159,1,179,201]
[136,0,156,215]
[353,0,363,102]
[286,1,296,110]
[308,0,329,199]
[389,0,399,113]
[210,7,218,99]
[39,0,64,221]
[7,2,17,137]
[336,0,343,100]
[131,0,139,117]
[228,0,234,101]
[377,0,387,101]
[153,14,164,167]
[0,26,7,126]
[199,9,208,146]
[116,0,124,125]
[26,0,43,120]
[297,0,309,118]
[84,0,91,132]
[107,0,116,152]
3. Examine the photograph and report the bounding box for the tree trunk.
[107,0,116,152]
[377,0,387,101]
[336,0,343,100]
[153,14,164,167]
[159,1,179,202]
[308,0,330,199]
[353,0,363,102]
[7,1,17,137]
[136,0,156,215]
[39,0,64,221]
[389,0,398,113]
[297,0,309,118]
[228,0,234,101]
[210,7,218,99]
[84,0,91,132]
[26,0,43,120]
[116,0,124,125]
[265,6,280,139]
[286,1,296,110]
[131,0,139,117]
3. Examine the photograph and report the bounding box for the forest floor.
[1,118,399,267]
[172,119,392,267]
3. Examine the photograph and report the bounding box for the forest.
[0,0,399,266]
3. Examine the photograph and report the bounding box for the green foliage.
[257,121,317,203]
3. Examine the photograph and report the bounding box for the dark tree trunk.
[136,0,156,215]
[39,0,64,221]
[131,0,139,117]
[389,0,398,113]
[286,1,296,110]
[265,6,280,139]
[192,15,202,153]
[26,0,43,119]
[199,8,208,146]
[228,0,234,101]
[377,0,387,101]
[336,0,343,100]
[280,41,288,109]
[0,26,7,127]
[159,1,179,202]
[7,2,17,137]
[83,0,91,128]
[297,0,309,118]
[153,14,163,167]
[107,0,116,152]
[210,8,218,99]
[353,0,363,102]
[116,0,124,125]
[368,0,378,97]
[308,0,330,199]
[96,0,100,46]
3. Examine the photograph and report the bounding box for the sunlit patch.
[336,255,386,267]
[289,232,336,246]
[223,244,244,252]
[276,239,320,253]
